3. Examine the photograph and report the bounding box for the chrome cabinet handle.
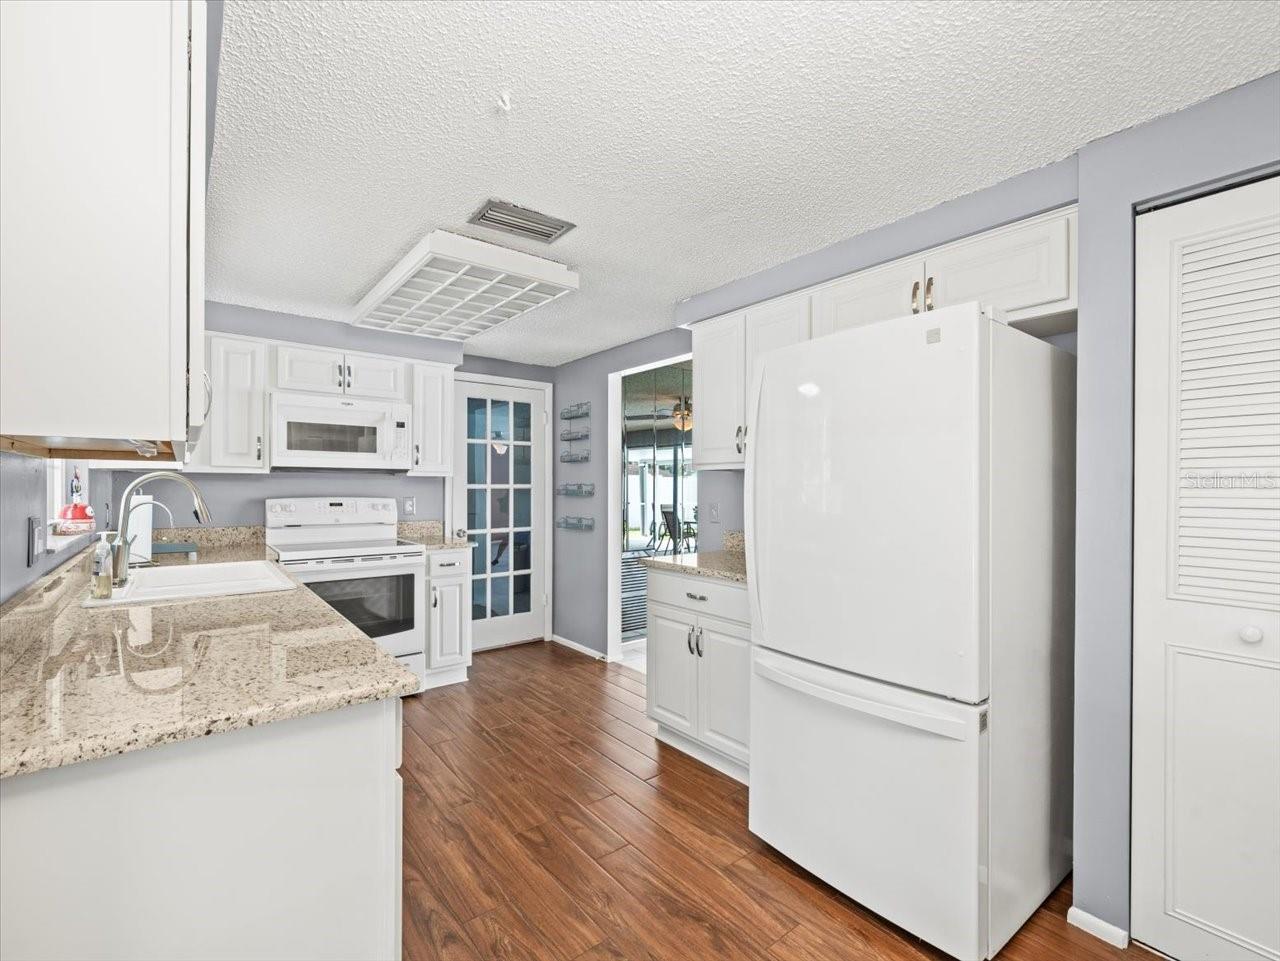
[255,435,262,461]
[202,370,213,419]
[734,424,743,454]
[741,424,747,453]
[337,362,344,387]
[432,587,438,609]
[686,626,694,655]
[685,591,708,602]
[413,443,421,466]
[695,626,704,657]
[911,280,921,314]
[438,561,458,568]
[345,363,352,389]
[924,276,934,311]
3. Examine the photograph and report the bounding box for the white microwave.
[270,393,412,469]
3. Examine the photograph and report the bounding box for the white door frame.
[606,352,693,663]
[448,372,554,645]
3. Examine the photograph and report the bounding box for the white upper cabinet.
[925,209,1076,332]
[410,363,454,475]
[276,345,347,395]
[812,258,927,338]
[275,345,407,399]
[692,312,746,469]
[0,0,204,460]
[208,336,268,471]
[744,295,812,396]
[346,355,407,400]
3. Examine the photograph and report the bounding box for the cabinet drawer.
[428,551,469,576]
[647,569,748,624]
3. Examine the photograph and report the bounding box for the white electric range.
[266,497,426,692]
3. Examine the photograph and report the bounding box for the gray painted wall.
[457,354,556,382]
[0,452,114,604]
[109,469,445,529]
[1071,71,1280,931]
[696,470,744,552]
[551,327,693,651]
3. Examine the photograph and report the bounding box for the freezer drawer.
[749,647,990,961]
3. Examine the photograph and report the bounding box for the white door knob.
[1239,626,1264,644]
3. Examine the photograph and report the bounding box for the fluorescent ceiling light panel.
[348,230,579,341]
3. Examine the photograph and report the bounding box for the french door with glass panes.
[453,380,547,649]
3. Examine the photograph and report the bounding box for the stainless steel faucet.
[113,472,213,587]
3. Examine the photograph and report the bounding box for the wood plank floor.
[401,641,1151,961]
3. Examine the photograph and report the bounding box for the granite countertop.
[397,520,472,551]
[640,550,747,585]
[0,538,418,779]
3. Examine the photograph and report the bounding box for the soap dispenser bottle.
[90,534,114,600]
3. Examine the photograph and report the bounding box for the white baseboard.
[1066,906,1130,950]
[417,666,468,692]
[473,636,546,654]
[550,634,606,660]
[654,725,749,785]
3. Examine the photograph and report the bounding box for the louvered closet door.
[1133,176,1280,961]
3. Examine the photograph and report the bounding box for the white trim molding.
[550,634,606,660]
[606,351,693,663]
[450,372,555,645]
[1067,906,1130,950]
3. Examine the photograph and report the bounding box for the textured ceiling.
[206,0,1279,366]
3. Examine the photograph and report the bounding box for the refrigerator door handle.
[754,656,970,741]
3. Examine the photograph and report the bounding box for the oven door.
[270,393,411,469]
[283,557,425,658]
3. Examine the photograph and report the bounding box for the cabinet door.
[745,295,810,406]
[925,210,1074,323]
[208,336,267,470]
[691,312,745,468]
[812,259,925,338]
[646,602,698,735]
[410,364,453,475]
[428,577,467,669]
[346,354,407,400]
[0,0,194,445]
[695,614,751,763]
[276,345,345,394]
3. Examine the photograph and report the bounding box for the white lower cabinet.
[647,602,699,734]
[646,570,750,780]
[424,550,471,689]
[694,614,751,763]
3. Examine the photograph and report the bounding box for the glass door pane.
[464,396,536,625]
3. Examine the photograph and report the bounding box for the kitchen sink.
[82,561,297,608]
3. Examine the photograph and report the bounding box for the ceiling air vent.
[348,230,578,341]
[468,199,575,244]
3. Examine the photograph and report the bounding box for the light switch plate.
[27,516,45,566]
[402,497,416,516]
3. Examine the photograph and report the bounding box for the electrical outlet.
[707,502,721,523]
[402,496,416,516]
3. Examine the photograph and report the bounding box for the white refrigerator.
[745,302,1075,961]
